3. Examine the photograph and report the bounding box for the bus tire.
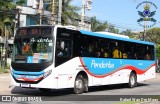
[128,72,137,88]
[83,78,88,93]
[39,88,51,92]
[74,75,84,94]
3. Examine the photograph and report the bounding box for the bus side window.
[57,41,63,57]
[56,40,71,57]
[145,53,151,60]
[112,46,122,58]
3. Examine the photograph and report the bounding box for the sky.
[71,0,160,32]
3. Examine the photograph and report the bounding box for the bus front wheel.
[74,75,84,94]
[128,72,137,88]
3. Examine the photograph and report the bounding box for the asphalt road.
[0,73,160,104]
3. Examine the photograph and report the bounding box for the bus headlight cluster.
[43,70,52,78]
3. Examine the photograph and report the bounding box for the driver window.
[56,39,71,57]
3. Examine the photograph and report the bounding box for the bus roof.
[80,30,154,46]
[95,32,129,38]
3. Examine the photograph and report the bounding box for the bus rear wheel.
[128,72,137,88]
[74,75,84,94]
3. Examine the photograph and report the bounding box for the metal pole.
[81,0,85,29]
[143,21,146,41]
[3,25,7,70]
[58,0,62,25]
[39,0,43,25]
[51,0,55,25]
[17,9,20,28]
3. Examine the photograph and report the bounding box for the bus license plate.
[20,83,30,87]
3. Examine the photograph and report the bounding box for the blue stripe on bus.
[80,30,154,45]
[81,57,155,75]
[12,69,44,75]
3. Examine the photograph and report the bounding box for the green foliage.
[0,0,25,37]
[156,44,160,58]
[45,0,80,25]
[121,29,132,36]
[115,101,141,104]
[61,0,80,25]
[0,68,8,73]
[91,16,108,32]
[16,0,26,6]
[0,65,10,73]
[146,27,160,44]
[145,28,160,58]
[0,0,16,9]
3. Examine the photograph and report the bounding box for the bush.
[0,67,9,73]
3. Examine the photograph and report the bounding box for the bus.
[11,25,155,94]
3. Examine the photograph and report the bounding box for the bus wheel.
[74,75,84,94]
[128,72,137,88]
[39,88,51,92]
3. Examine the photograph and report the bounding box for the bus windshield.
[12,27,54,64]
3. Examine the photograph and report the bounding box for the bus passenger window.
[145,53,151,60]
[123,53,128,58]
[113,46,122,58]
[103,49,108,58]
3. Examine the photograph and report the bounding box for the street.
[0,73,160,104]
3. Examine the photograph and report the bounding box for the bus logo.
[91,60,114,69]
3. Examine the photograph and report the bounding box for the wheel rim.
[75,79,83,90]
[130,75,135,86]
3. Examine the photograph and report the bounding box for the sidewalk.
[0,72,11,95]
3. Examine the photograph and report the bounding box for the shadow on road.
[11,87,74,96]
[86,83,149,93]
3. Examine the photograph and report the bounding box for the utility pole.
[143,21,147,41]
[39,0,43,25]
[81,0,85,28]
[58,0,62,25]
[81,0,92,30]
[2,25,7,70]
[51,0,55,25]
[16,6,22,29]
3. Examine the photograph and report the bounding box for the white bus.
[11,25,155,94]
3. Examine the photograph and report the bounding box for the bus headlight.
[43,70,52,78]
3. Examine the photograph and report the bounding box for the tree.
[90,16,108,32]
[120,29,136,38]
[16,0,25,6]
[44,0,80,25]
[145,28,160,44]
[0,0,16,9]
[144,27,160,57]
[0,0,15,37]
[107,25,119,33]
[62,0,80,25]
[0,0,25,38]
[0,16,13,38]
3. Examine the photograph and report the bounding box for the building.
[75,16,91,31]
[13,0,51,27]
